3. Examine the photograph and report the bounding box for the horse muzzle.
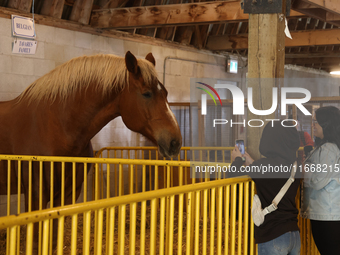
[158,138,182,158]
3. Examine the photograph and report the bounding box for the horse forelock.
[137,58,159,86]
[18,54,158,104]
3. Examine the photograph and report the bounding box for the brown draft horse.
[0,51,182,251]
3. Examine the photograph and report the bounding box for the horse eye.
[142,92,152,98]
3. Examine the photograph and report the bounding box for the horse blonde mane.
[19,54,158,103]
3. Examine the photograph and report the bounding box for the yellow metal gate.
[0,147,320,255]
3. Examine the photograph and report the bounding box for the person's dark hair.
[315,106,340,150]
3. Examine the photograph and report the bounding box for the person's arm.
[229,147,255,178]
[304,145,335,190]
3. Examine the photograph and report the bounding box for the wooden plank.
[206,29,340,50]
[285,52,340,58]
[69,0,94,25]
[7,0,32,12]
[301,0,340,15]
[286,29,340,47]
[206,34,247,50]
[90,1,305,29]
[326,12,340,21]
[293,0,340,26]
[192,24,209,49]
[156,0,181,42]
[174,26,194,44]
[293,1,316,9]
[101,0,128,8]
[193,25,203,49]
[41,0,66,19]
[285,57,340,65]
[156,26,171,40]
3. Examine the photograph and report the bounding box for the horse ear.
[125,51,139,75]
[145,53,156,66]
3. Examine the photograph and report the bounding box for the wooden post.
[246,9,286,159]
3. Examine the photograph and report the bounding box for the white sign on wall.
[12,15,36,39]
[12,39,37,55]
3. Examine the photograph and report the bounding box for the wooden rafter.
[7,0,32,12]
[285,52,340,58]
[302,0,340,15]
[206,29,340,50]
[101,0,128,9]
[69,0,94,25]
[41,0,66,19]
[90,1,305,29]
[293,0,340,26]
[285,57,340,65]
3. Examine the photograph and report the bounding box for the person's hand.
[243,152,254,166]
[231,146,243,161]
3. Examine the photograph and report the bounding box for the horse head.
[119,51,182,158]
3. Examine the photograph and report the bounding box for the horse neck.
[65,87,121,140]
[35,86,122,155]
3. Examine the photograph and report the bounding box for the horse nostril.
[171,139,177,147]
[170,139,180,152]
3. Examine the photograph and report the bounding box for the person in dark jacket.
[231,121,301,255]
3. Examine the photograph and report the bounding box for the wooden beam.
[286,29,340,47]
[293,0,340,26]
[90,1,305,29]
[101,0,128,8]
[7,0,32,12]
[285,57,340,65]
[285,52,340,58]
[41,0,66,19]
[206,29,340,50]
[301,0,340,15]
[293,1,316,9]
[327,12,340,21]
[193,25,203,49]
[69,0,94,25]
[175,26,194,44]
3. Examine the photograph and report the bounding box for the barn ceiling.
[1,0,340,73]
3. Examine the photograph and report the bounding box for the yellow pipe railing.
[0,146,318,255]
[1,173,253,255]
[0,152,254,254]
